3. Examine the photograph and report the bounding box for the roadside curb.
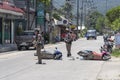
[0,42,65,53]
[0,44,17,53]
[111,56,120,61]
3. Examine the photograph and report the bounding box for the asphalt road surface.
[0,36,120,80]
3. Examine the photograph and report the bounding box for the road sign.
[37,2,45,25]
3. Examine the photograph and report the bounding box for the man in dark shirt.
[65,31,73,57]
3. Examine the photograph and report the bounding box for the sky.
[53,0,120,14]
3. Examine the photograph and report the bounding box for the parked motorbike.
[103,38,114,53]
[77,49,111,61]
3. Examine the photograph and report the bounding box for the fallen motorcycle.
[77,49,111,61]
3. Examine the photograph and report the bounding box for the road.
[0,36,120,80]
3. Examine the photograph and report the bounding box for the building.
[14,0,35,30]
[0,0,24,52]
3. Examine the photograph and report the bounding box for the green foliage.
[61,2,73,18]
[106,6,120,23]
[91,11,103,17]
[111,18,120,31]
[62,3,72,12]
[87,11,105,33]
[38,0,50,6]
[104,18,111,28]
[37,0,51,12]
[96,16,104,32]
[112,49,120,57]
[53,13,62,21]
[106,6,120,31]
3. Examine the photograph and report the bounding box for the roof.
[0,2,24,16]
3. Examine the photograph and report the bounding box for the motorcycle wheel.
[83,56,87,60]
[102,54,111,61]
[18,46,22,51]
[83,56,88,60]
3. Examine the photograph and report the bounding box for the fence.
[115,32,120,49]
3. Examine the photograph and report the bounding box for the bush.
[112,49,120,57]
[53,13,62,21]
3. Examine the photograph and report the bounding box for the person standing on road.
[65,31,73,57]
[33,30,43,64]
[41,32,44,49]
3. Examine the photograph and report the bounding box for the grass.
[111,49,120,57]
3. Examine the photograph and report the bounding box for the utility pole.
[49,0,53,43]
[76,0,79,38]
[35,0,42,64]
[26,0,30,30]
[80,0,83,32]
[35,0,37,28]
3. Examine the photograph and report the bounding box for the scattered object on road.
[67,56,75,60]
[77,49,111,61]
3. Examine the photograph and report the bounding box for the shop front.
[0,18,2,44]
[0,1,24,52]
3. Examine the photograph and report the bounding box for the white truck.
[15,30,35,50]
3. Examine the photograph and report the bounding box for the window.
[4,19,11,44]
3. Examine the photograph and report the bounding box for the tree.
[106,6,120,23]
[52,12,62,21]
[86,11,104,32]
[111,18,120,31]
[106,6,120,30]
[96,16,105,33]
[51,2,74,21]
[61,2,73,19]
[38,0,51,6]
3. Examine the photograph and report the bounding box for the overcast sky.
[53,0,120,14]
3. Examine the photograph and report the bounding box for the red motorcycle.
[77,49,111,60]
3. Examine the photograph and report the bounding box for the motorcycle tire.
[18,46,22,51]
[102,54,111,61]
[83,56,88,60]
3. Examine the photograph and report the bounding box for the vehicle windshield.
[20,32,35,36]
[87,30,96,35]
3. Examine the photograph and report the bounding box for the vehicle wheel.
[25,46,29,50]
[95,37,97,40]
[87,37,89,40]
[18,46,22,51]
[102,54,111,61]
[34,47,36,50]
[83,56,88,60]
